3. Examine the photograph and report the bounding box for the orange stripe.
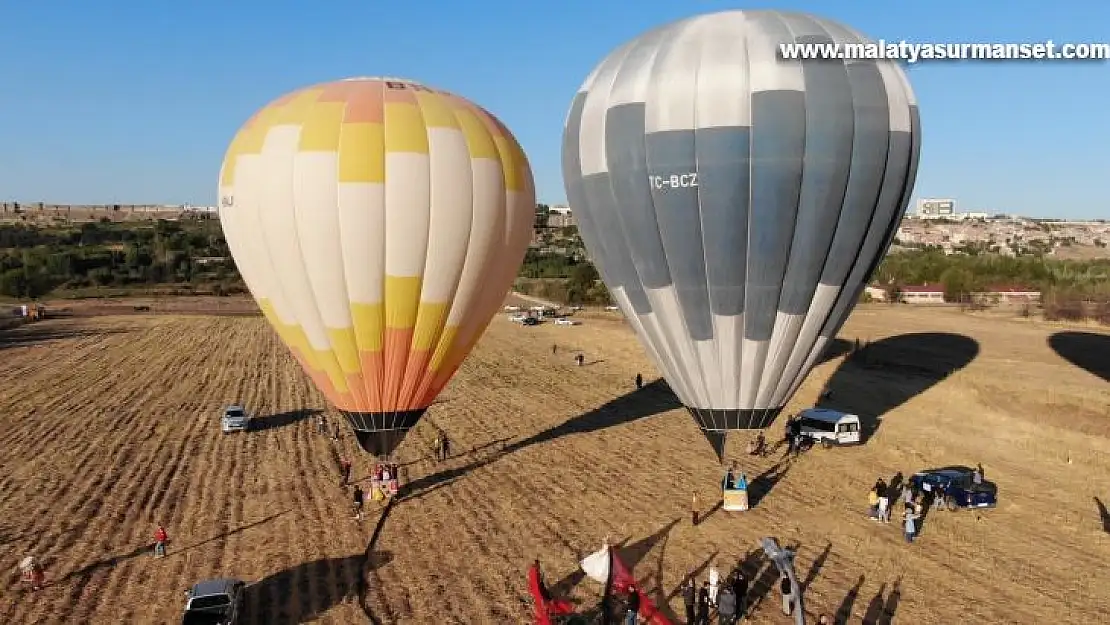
[398,348,434,406]
[359,351,385,411]
[381,328,414,410]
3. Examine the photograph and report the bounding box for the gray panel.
[581,174,653,314]
[605,103,673,291]
[745,90,806,341]
[816,61,891,289]
[695,127,751,317]
[645,130,713,340]
[562,94,614,281]
[776,37,855,316]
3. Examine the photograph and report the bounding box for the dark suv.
[182,578,246,625]
[910,467,997,511]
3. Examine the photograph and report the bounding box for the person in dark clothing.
[780,575,794,615]
[716,585,737,625]
[682,578,697,624]
[696,582,711,624]
[625,584,641,625]
[635,373,643,389]
[576,353,585,366]
[441,433,451,460]
[352,485,365,521]
[340,458,352,486]
[732,572,748,618]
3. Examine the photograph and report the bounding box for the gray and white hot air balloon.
[561,10,921,459]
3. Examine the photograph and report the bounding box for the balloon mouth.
[341,409,427,458]
[685,406,785,463]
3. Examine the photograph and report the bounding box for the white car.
[221,405,251,433]
[605,306,620,311]
[554,318,580,326]
[504,305,521,311]
[508,314,527,323]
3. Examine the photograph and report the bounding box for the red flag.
[608,551,673,625]
[528,564,574,624]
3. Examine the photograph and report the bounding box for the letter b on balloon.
[562,10,920,459]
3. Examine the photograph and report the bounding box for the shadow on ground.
[1048,331,1110,382]
[1095,497,1110,533]
[0,323,132,350]
[246,552,392,625]
[816,332,980,442]
[250,408,323,432]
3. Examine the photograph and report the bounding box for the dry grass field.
[1,301,1108,624]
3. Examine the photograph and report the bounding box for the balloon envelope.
[561,11,920,454]
[219,77,534,456]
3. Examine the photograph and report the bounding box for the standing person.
[441,434,450,460]
[316,414,326,435]
[904,505,919,543]
[732,572,748,619]
[552,343,558,355]
[708,564,720,607]
[433,432,442,462]
[779,575,793,616]
[902,481,914,511]
[716,584,737,625]
[625,584,641,625]
[868,487,880,520]
[340,457,353,486]
[682,578,697,625]
[635,373,643,390]
[696,581,711,625]
[973,463,984,485]
[877,488,891,523]
[691,491,700,526]
[154,525,168,558]
[576,353,585,366]
[353,485,365,521]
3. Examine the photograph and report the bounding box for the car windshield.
[798,417,836,432]
[226,409,244,418]
[190,594,231,609]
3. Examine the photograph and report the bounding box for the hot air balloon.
[561,11,920,458]
[219,77,534,457]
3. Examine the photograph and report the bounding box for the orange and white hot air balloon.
[218,77,535,457]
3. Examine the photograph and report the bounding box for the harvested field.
[0,304,1108,624]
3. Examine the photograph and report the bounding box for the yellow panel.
[299,102,346,151]
[384,276,421,329]
[412,302,450,351]
[494,136,524,192]
[351,302,385,352]
[454,108,498,159]
[338,122,385,183]
[326,327,360,373]
[384,102,429,154]
[314,347,350,392]
[271,88,323,126]
[428,325,459,372]
[414,92,459,129]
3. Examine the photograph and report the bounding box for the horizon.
[1,1,1107,218]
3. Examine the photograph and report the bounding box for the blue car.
[909,467,997,511]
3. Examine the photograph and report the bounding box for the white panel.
[739,337,767,409]
[578,42,638,176]
[810,16,866,47]
[746,13,805,93]
[257,125,330,350]
[217,181,267,304]
[293,152,352,330]
[384,152,432,277]
[636,310,695,406]
[693,12,752,129]
[694,338,721,405]
[237,152,297,326]
[421,128,474,303]
[877,62,912,132]
[756,312,806,407]
[445,158,503,326]
[644,20,701,133]
[337,182,386,304]
[712,313,743,409]
[774,283,842,404]
[577,39,638,95]
[645,286,711,408]
[607,28,669,108]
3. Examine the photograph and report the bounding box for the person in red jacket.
[154,525,168,558]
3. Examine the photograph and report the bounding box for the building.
[864,285,889,302]
[916,198,956,219]
[898,284,946,304]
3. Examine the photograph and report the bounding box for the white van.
[796,408,861,446]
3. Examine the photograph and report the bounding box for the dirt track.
[1,304,1108,624]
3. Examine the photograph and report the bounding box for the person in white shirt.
[708,565,720,607]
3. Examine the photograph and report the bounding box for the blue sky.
[0,0,1106,218]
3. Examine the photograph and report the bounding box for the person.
[874,477,887,496]
[353,485,365,521]
[716,584,737,625]
[692,491,700,526]
[780,575,793,616]
[868,487,880,520]
[723,465,735,490]
[625,584,640,625]
[433,433,442,462]
[441,434,450,460]
[697,581,711,625]
[817,614,831,624]
[973,463,983,485]
[904,505,919,543]
[682,578,697,624]
[340,458,352,486]
[783,417,795,454]
[576,353,585,366]
[732,571,748,617]
[154,525,168,558]
[903,481,915,510]
[877,488,891,523]
[708,564,720,607]
[552,343,558,355]
[735,472,748,491]
[746,438,757,456]
[635,373,643,390]
[316,414,326,435]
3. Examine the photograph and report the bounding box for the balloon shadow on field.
[0,323,132,350]
[250,408,323,432]
[815,333,979,443]
[244,552,393,625]
[1048,331,1110,382]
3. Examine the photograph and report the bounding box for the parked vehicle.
[554,318,580,326]
[910,467,998,510]
[182,578,246,625]
[521,317,540,326]
[795,408,861,446]
[220,406,250,434]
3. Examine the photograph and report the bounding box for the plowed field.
[1,303,1108,624]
